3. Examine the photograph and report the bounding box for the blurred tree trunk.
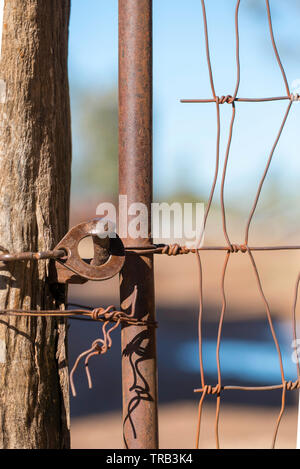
[0,1,71,448]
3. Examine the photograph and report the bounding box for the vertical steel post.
[119,0,158,449]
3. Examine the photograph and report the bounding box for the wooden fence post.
[0,0,71,449]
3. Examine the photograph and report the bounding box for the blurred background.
[67,0,300,448]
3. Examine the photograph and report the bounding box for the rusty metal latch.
[51,218,125,284]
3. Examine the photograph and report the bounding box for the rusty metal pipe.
[119,0,158,449]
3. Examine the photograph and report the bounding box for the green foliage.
[75,88,118,197]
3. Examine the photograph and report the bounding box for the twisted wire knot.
[290,93,300,102]
[285,379,300,391]
[104,310,122,321]
[228,243,248,253]
[91,305,117,321]
[91,307,105,321]
[203,383,222,395]
[161,244,190,256]
[217,95,234,104]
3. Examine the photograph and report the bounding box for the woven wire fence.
[0,0,300,450]
[183,0,300,450]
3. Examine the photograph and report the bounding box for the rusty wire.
[0,286,157,398]
[0,247,66,262]
[3,242,300,262]
[0,0,299,450]
[186,0,300,450]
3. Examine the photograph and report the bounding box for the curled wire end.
[70,341,102,397]
[84,340,104,389]
[85,362,93,390]
[69,314,126,396]
[70,287,138,397]
[70,368,78,397]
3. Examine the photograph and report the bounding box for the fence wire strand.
[193,0,300,450]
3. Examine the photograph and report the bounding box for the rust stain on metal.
[0,219,122,284]
[119,0,158,450]
[54,218,125,282]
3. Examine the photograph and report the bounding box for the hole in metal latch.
[78,235,111,266]
[78,236,94,262]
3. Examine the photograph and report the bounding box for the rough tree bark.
[0,1,71,448]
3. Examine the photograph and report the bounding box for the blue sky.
[68,0,300,207]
